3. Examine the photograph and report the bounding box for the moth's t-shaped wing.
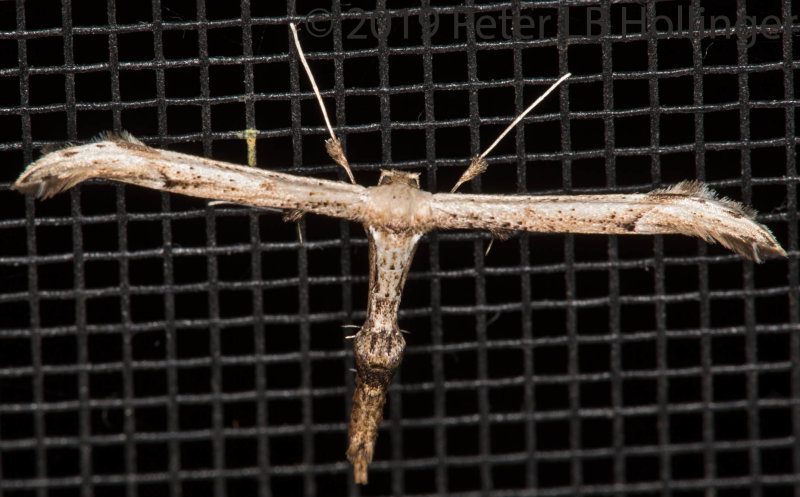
[431,182,786,262]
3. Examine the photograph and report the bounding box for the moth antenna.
[451,72,571,193]
[289,23,356,184]
[342,324,360,329]
[296,222,304,245]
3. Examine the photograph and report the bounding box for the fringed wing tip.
[13,155,77,200]
[13,167,93,200]
[12,176,65,200]
[13,131,143,199]
[656,180,786,263]
[712,230,787,263]
[12,159,67,200]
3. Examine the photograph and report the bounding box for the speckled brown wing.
[13,133,370,223]
[430,181,786,262]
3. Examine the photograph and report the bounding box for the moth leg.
[451,73,570,193]
[289,23,355,184]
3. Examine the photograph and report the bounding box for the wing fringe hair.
[649,181,783,262]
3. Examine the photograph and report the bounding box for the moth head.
[377,170,420,189]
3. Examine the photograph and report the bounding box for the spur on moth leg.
[13,25,787,485]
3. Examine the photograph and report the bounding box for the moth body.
[365,170,434,233]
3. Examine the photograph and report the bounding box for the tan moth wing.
[431,181,786,262]
[13,133,369,222]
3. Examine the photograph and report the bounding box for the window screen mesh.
[0,2,798,496]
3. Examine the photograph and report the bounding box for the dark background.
[0,1,798,496]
